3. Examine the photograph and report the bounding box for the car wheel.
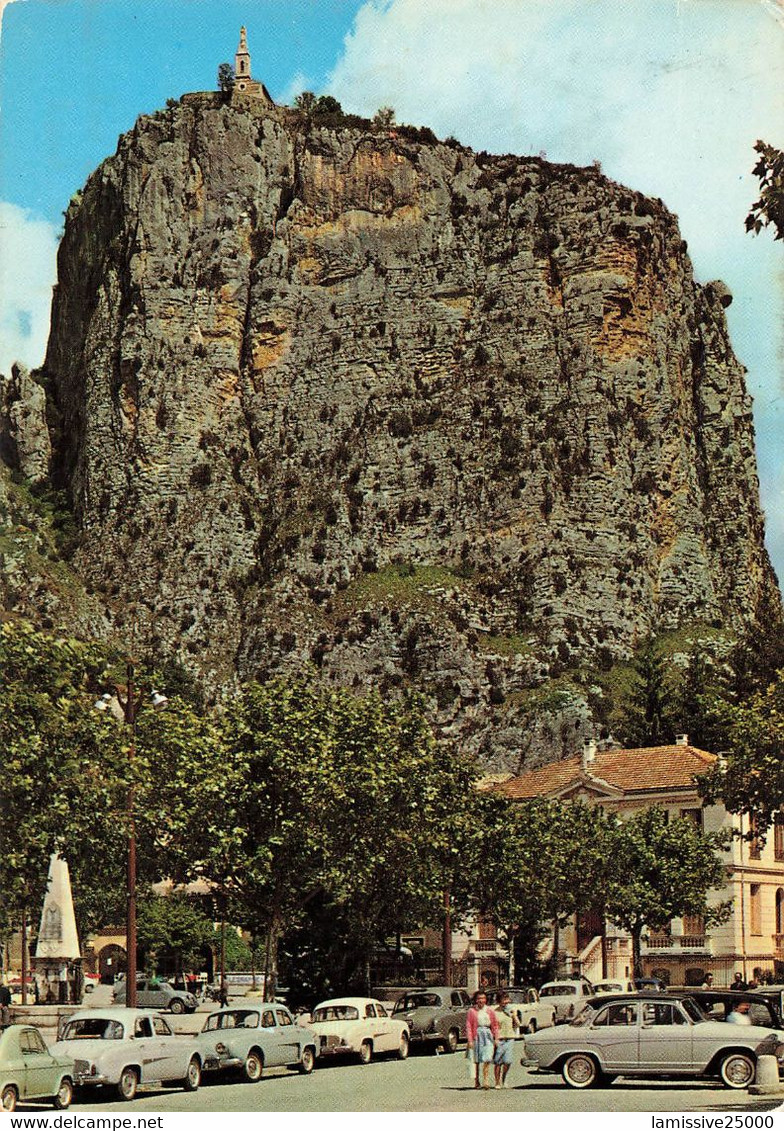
[243,1051,263,1082]
[299,1047,316,1075]
[397,1033,410,1060]
[358,1040,373,1065]
[183,1057,201,1092]
[525,1019,537,1035]
[444,1028,459,1054]
[719,1052,756,1089]
[561,1053,599,1089]
[116,1067,139,1102]
[1,1086,17,1112]
[170,998,186,1015]
[53,1078,74,1110]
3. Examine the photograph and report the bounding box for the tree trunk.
[265,918,280,1002]
[631,923,643,981]
[21,906,28,1006]
[442,890,452,983]
[552,918,560,978]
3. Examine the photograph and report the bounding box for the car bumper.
[75,1073,110,1086]
[203,1056,244,1072]
[318,1036,356,1056]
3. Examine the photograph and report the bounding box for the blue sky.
[0,0,782,583]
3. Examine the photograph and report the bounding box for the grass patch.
[331,562,473,618]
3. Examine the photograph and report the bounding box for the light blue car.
[195,1006,318,1081]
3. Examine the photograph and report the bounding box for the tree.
[469,797,621,978]
[372,106,396,130]
[746,140,784,240]
[314,95,342,116]
[699,671,784,835]
[217,63,234,96]
[604,808,729,977]
[184,679,474,997]
[136,894,215,975]
[294,91,316,115]
[617,641,677,748]
[0,622,126,955]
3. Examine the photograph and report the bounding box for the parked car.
[539,980,595,1023]
[51,1008,203,1101]
[496,987,557,1032]
[522,992,784,1089]
[112,978,198,1014]
[684,990,784,1029]
[592,980,636,995]
[310,997,410,1063]
[391,988,470,1052]
[196,1005,318,1080]
[0,1025,75,1112]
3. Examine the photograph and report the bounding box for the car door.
[133,1014,163,1082]
[152,1015,182,1079]
[20,1027,56,1099]
[587,1002,640,1071]
[8,1030,29,1100]
[258,1008,283,1066]
[275,1009,302,1064]
[638,1000,694,1072]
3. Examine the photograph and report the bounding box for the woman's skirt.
[474,1024,495,1063]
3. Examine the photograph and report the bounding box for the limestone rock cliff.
[26,93,778,770]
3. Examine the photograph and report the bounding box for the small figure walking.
[219,981,229,1009]
[466,990,499,1089]
[493,991,518,1088]
[0,979,12,1029]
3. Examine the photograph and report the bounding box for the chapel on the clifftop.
[233,26,274,105]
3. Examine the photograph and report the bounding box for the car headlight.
[89,1063,97,1076]
[215,1042,229,1056]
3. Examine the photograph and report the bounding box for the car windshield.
[202,1010,260,1032]
[541,985,576,997]
[313,1005,360,1022]
[61,1018,124,1040]
[393,994,442,1012]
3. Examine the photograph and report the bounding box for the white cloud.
[0,201,58,376]
[329,0,784,579]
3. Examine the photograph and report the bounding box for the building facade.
[495,737,784,986]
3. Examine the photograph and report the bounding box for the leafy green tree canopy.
[746,140,784,240]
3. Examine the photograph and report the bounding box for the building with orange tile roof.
[492,735,784,988]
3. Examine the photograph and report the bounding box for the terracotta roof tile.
[495,744,717,800]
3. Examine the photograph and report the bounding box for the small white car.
[501,987,557,1032]
[51,1008,203,1101]
[592,980,636,995]
[539,980,595,1023]
[309,997,410,1063]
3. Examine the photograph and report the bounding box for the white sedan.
[503,987,557,1032]
[309,997,410,1064]
[539,980,595,1023]
[51,1009,202,1101]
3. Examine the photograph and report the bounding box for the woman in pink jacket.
[466,990,500,1089]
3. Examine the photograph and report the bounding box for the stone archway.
[98,944,127,984]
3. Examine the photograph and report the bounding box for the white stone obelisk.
[34,854,81,1003]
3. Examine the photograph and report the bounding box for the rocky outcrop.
[0,364,52,485]
[28,94,779,770]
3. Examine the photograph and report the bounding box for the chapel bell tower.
[235,26,252,87]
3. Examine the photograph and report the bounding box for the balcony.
[472,938,503,954]
[643,933,710,953]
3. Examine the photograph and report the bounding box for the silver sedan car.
[522,994,784,1089]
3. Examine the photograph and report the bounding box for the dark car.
[392,988,471,1053]
[684,990,784,1029]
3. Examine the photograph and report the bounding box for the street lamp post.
[95,662,167,1009]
